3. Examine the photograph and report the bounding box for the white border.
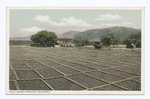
[6,6,145,95]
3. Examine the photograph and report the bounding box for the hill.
[62,31,80,36]
[10,31,80,41]
[74,27,141,41]
[10,27,141,42]
[10,35,31,41]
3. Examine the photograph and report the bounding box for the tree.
[82,39,90,45]
[72,38,90,46]
[123,32,141,48]
[30,30,57,47]
[135,39,141,48]
[100,35,112,46]
[72,38,82,44]
[111,38,119,46]
[123,38,134,48]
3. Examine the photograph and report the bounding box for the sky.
[9,9,142,37]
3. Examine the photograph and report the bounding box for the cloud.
[59,17,93,27]
[10,26,45,37]
[20,26,44,33]
[123,22,134,25]
[33,15,50,23]
[95,14,122,21]
[99,21,134,27]
[99,23,120,27]
[33,15,94,27]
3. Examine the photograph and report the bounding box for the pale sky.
[10,9,142,37]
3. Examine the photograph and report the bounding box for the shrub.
[30,44,46,47]
[93,41,103,49]
[94,44,103,49]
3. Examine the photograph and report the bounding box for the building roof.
[57,35,74,39]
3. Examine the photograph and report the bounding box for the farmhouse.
[57,35,74,47]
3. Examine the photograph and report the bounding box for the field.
[9,46,141,91]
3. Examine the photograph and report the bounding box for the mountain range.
[62,31,80,36]
[10,26,141,41]
[74,27,141,41]
[10,35,31,41]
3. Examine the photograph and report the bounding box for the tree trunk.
[43,41,47,47]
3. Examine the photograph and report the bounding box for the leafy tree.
[123,38,134,48]
[123,32,141,48]
[135,39,141,48]
[100,35,112,46]
[111,38,119,46]
[108,34,115,39]
[72,38,90,46]
[82,39,90,45]
[129,32,141,39]
[30,30,57,47]
[72,38,81,44]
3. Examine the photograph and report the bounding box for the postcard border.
[6,6,145,95]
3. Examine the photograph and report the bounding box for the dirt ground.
[9,47,141,91]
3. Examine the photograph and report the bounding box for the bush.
[93,41,103,49]
[94,44,103,49]
[9,40,34,45]
[30,44,46,47]
[126,44,134,48]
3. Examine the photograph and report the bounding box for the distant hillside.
[62,31,80,36]
[10,31,80,41]
[74,27,141,41]
[10,35,32,41]
[10,27,141,42]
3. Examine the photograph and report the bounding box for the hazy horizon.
[10,26,141,38]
